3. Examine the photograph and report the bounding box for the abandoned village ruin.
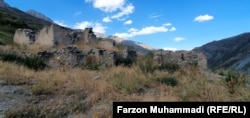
[13,24,207,69]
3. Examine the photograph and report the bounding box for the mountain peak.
[0,0,9,7]
[26,9,53,23]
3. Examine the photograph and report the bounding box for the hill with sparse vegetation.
[0,0,250,117]
[193,32,250,74]
[0,1,51,45]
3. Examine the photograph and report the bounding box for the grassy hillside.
[193,33,250,73]
[0,57,250,117]
[0,7,51,45]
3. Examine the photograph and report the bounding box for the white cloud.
[194,14,214,22]
[86,0,134,22]
[149,12,162,19]
[74,11,82,16]
[54,20,68,27]
[103,16,112,22]
[85,0,125,12]
[170,27,176,31]
[128,28,138,32]
[114,23,174,39]
[163,47,178,51]
[163,23,172,26]
[174,37,185,42]
[110,4,134,19]
[74,21,107,34]
[124,20,133,25]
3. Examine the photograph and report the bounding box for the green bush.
[83,64,100,71]
[156,77,178,86]
[225,69,243,83]
[0,52,46,71]
[157,63,180,73]
[115,57,135,67]
[22,55,46,71]
[225,69,246,94]
[109,72,149,94]
[31,85,52,95]
[137,52,156,73]
[82,55,100,70]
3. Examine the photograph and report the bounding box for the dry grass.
[1,60,250,117]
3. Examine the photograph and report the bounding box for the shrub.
[31,85,52,95]
[84,55,100,70]
[0,52,21,62]
[156,77,178,86]
[158,63,180,73]
[0,52,46,71]
[22,55,46,71]
[137,52,156,73]
[66,102,88,113]
[109,71,149,94]
[83,64,100,71]
[115,57,134,67]
[225,69,246,94]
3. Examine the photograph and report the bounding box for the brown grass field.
[0,58,250,117]
[0,46,250,118]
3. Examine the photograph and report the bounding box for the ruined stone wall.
[153,50,207,69]
[84,28,97,45]
[14,29,35,45]
[14,24,97,47]
[38,46,115,68]
[53,25,72,46]
[98,40,114,50]
[35,25,54,47]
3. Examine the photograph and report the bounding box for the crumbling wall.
[14,24,97,47]
[38,46,115,68]
[14,29,35,45]
[153,50,207,69]
[53,25,72,46]
[35,25,54,47]
[98,40,114,50]
[84,28,96,45]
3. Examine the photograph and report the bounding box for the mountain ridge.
[193,32,250,73]
[26,9,53,23]
[0,1,52,44]
[0,0,9,7]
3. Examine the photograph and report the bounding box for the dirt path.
[0,81,32,118]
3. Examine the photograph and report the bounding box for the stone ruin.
[153,50,207,69]
[0,45,129,69]
[13,24,137,68]
[13,24,207,69]
[37,46,137,68]
[13,29,36,45]
[14,24,97,47]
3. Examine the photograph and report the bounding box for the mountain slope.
[119,40,155,52]
[26,9,53,23]
[0,0,8,7]
[193,32,250,73]
[110,36,156,52]
[0,1,52,44]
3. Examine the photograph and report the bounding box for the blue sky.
[4,0,250,50]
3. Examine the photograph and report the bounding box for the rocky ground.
[0,80,32,118]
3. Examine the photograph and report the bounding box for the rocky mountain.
[26,9,53,23]
[120,40,156,52]
[193,32,250,73]
[95,33,156,52]
[0,1,52,44]
[0,0,8,7]
[108,36,156,52]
